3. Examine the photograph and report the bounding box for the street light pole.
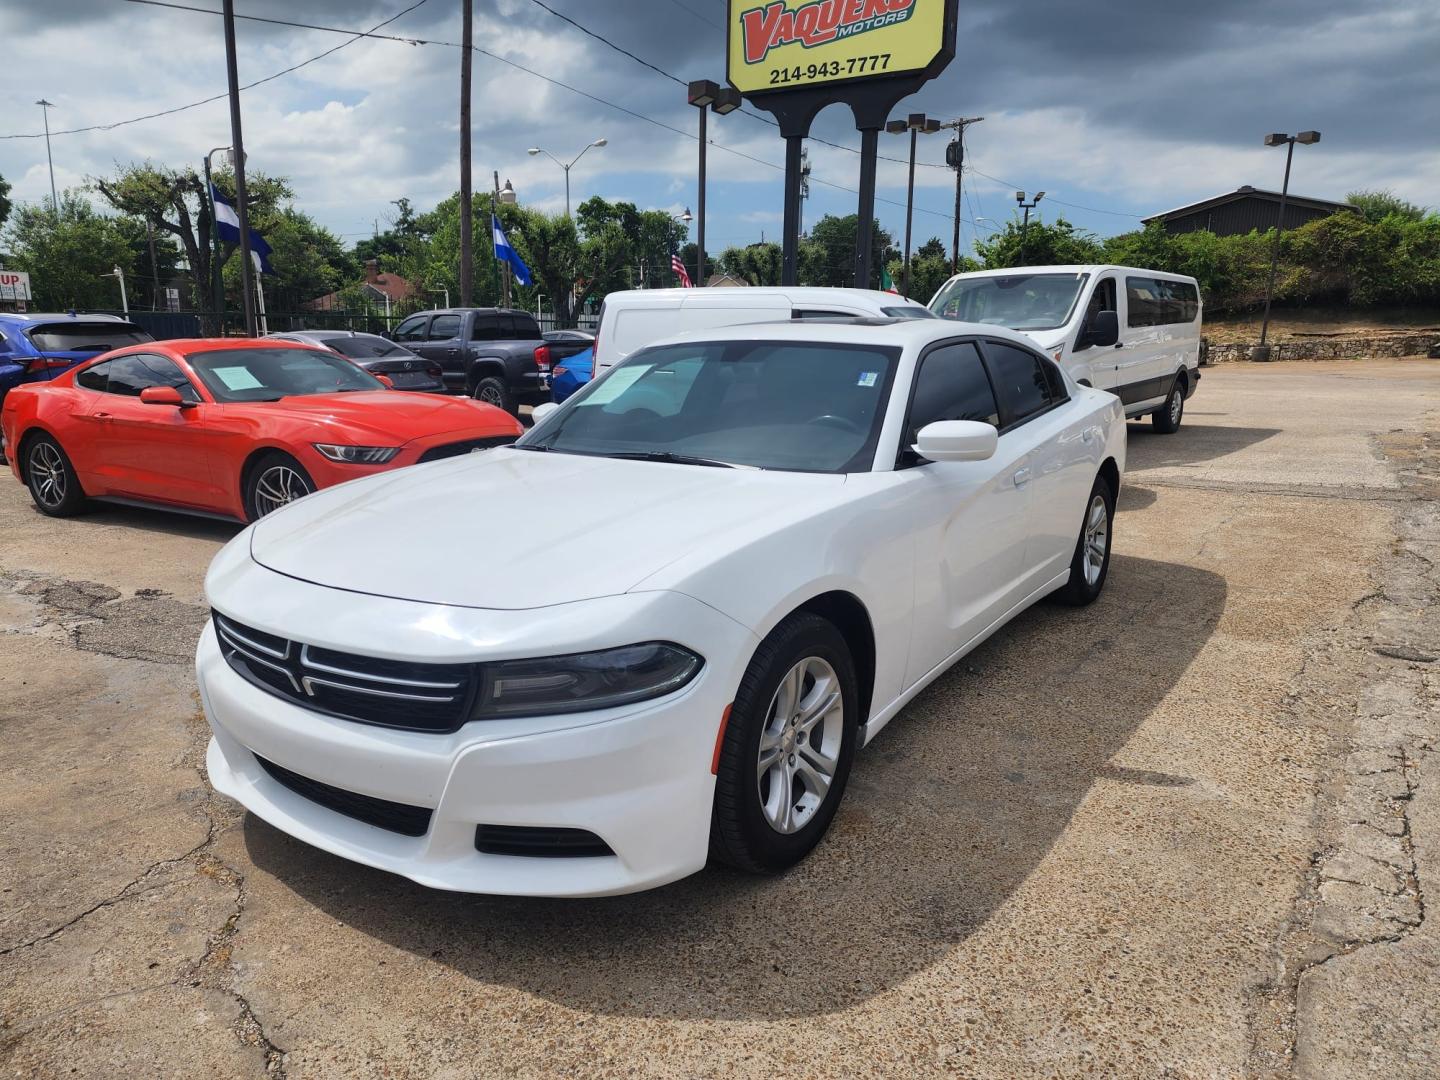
[528,139,608,218]
[687,80,742,290]
[1015,190,1045,265]
[221,0,256,336]
[1257,130,1321,358]
[938,116,983,274]
[35,100,58,213]
[459,0,474,306]
[886,113,941,298]
[110,266,128,315]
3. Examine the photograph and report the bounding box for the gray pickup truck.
[388,308,551,415]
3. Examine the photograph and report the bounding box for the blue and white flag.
[492,213,533,287]
[211,184,275,275]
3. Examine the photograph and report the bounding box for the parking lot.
[2,359,1437,1078]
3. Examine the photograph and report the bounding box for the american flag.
[671,253,693,288]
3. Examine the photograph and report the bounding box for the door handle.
[1012,467,1032,487]
[93,411,112,420]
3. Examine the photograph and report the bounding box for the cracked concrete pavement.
[1,358,1436,1078]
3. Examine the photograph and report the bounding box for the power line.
[0,0,429,140]
[659,0,724,31]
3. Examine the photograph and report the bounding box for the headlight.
[313,444,400,464]
[475,642,702,718]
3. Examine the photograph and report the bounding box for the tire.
[1054,472,1115,607]
[243,452,316,522]
[23,433,89,517]
[710,613,860,873]
[471,374,516,416]
[1151,377,1184,433]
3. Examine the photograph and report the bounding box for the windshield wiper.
[603,450,753,469]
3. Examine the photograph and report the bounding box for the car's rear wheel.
[23,433,89,517]
[244,452,315,521]
[1152,378,1184,433]
[710,613,859,873]
[472,375,515,416]
[1055,472,1115,606]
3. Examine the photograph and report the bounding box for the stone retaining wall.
[1206,334,1439,363]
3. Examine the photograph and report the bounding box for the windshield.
[930,273,1089,331]
[187,347,384,402]
[28,323,152,352]
[518,339,900,473]
[321,335,413,360]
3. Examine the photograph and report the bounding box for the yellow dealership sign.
[727,0,948,95]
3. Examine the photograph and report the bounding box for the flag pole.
[253,260,268,336]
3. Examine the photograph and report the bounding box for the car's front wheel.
[244,452,315,521]
[23,433,89,517]
[710,612,859,873]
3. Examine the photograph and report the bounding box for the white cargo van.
[592,287,933,376]
[929,265,1202,432]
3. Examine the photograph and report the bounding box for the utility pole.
[798,146,811,237]
[938,116,983,274]
[221,0,257,336]
[35,100,58,213]
[146,219,160,308]
[459,0,474,306]
[494,170,509,308]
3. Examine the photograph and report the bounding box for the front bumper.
[197,562,755,896]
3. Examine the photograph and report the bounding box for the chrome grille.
[214,613,478,733]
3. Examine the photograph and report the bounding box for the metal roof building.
[1142,186,1358,237]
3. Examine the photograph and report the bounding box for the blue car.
[549,345,593,403]
[0,312,153,407]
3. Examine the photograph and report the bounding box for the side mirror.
[380,331,394,341]
[1085,309,1119,349]
[531,401,559,423]
[913,420,997,463]
[374,374,395,389]
[139,386,189,408]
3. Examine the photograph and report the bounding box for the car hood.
[228,391,514,441]
[248,448,847,609]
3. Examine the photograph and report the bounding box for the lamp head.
[527,147,541,156]
[1296,130,1321,145]
[592,138,608,148]
[1264,133,1291,147]
[885,120,908,134]
[1016,191,1026,203]
[687,79,719,108]
[1035,191,1045,202]
[711,87,742,114]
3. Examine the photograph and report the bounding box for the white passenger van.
[592,287,933,376]
[929,265,1202,432]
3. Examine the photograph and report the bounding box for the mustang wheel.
[23,433,89,517]
[244,452,316,521]
[1055,472,1115,606]
[710,612,859,873]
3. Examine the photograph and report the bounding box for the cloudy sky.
[2,0,1436,256]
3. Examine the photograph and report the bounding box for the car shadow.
[242,553,1226,1021]
[56,502,243,543]
[1124,422,1280,472]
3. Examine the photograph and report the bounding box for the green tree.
[0,172,11,234]
[974,216,1105,268]
[1346,189,1427,224]
[803,213,894,288]
[94,163,215,318]
[3,192,137,310]
[717,242,783,286]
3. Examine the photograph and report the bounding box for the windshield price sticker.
[728,0,947,94]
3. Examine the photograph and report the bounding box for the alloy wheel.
[252,465,312,517]
[29,442,66,508]
[1169,388,1183,425]
[477,385,503,406]
[757,656,844,834]
[1083,493,1109,586]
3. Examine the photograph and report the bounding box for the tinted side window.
[793,309,854,319]
[905,342,999,452]
[428,314,461,340]
[511,315,542,340]
[471,316,502,341]
[983,341,1059,426]
[1126,277,1166,328]
[75,361,111,391]
[393,316,428,342]
[1166,280,1200,323]
[102,354,200,401]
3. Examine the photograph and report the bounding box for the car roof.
[0,312,139,326]
[940,264,1200,282]
[640,316,1038,351]
[601,287,929,309]
[145,337,331,354]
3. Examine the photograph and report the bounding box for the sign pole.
[782,136,804,285]
[854,128,879,289]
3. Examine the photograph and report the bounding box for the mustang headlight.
[313,443,400,464]
[475,642,702,718]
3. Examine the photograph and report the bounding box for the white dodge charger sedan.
[198,318,1126,896]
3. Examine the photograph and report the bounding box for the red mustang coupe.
[1,338,524,522]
